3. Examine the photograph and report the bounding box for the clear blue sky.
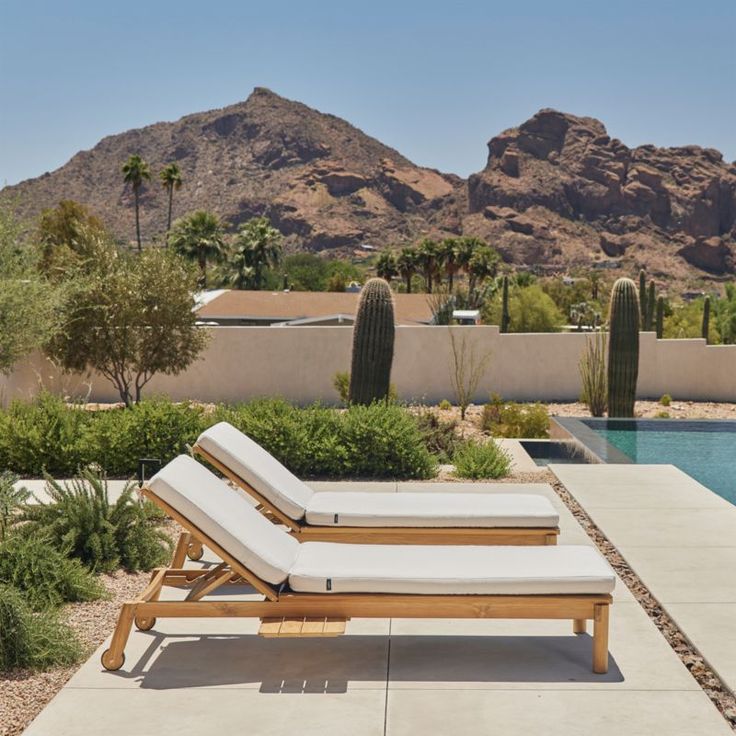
[1,0,734,186]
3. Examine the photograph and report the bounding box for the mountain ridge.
[3,89,735,288]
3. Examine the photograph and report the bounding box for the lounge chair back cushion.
[196,422,314,521]
[148,455,299,585]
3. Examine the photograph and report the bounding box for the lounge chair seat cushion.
[149,455,300,585]
[289,543,615,595]
[305,491,559,528]
[197,422,314,521]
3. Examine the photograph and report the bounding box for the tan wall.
[0,326,733,405]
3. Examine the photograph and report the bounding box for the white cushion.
[148,455,299,585]
[196,422,314,521]
[289,543,615,595]
[305,491,559,528]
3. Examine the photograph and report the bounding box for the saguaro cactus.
[646,281,655,331]
[348,278,395,405]
[638,269,647,328]
[607,277,640,417]
[702,296,711,343]
[500,275,510,333]
[656,296,664,339]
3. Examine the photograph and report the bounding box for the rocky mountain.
[3,91,736,287]
[2,88,459,251]
[463,109,736,283]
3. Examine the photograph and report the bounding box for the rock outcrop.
[465,109,736,280]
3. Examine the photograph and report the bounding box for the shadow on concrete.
[108,633,622,690]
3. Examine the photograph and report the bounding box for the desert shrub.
[0,471,29,542]
[332,371,397,406]
[481,394,549,438]
[414,410,460,463]
[0,396,434,480]
[655,411,670,419]
[453,439,512,479]
[84,398,208,475]
[0,584,81,671]
[659,394,672,407]
[0,393,92,476]
[438,399,452,411]
[579,332,607,417]
[223,399,344,477]
[338,403,437,478]
[20,468,172,573]
[333,371,350,405]
[484,284,565,333]
[0,535,105,610]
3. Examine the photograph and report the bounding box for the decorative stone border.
[551,476,736,729]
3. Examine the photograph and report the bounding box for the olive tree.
[47,245,208,406]
[0,208,58,373]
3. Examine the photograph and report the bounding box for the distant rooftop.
[196,289,434,326]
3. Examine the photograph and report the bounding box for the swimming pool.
[554,417,736,506]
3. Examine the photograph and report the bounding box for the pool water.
[588,420,736,505]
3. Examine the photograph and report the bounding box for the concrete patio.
[553,463,736,698]
[20,480,734,735]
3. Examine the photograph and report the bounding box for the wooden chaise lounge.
[102,456,615,674]
[182,422,560,561]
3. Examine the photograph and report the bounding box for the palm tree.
[467,245,499,296]
[226,249,257,291]
[168,210,227,288]
[159,163,183,233]
[439,237,463,292]
[375,250,398,282]
[121,154,151,251]
[416,238,441,293]
[396,247,417,293]
[454,236,479,285]
[230,217,282,290]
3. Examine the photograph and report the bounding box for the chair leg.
[592,603,610,674]
[171,532,191,568]
[101,602,136,671]
[573,618,586,634]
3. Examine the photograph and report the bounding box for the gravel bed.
[0,569,150,736]
[0,522,181,736]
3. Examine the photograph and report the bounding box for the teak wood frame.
[101,486,611,674]
[184,442,559,560]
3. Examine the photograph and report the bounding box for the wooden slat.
[258,616,347,638]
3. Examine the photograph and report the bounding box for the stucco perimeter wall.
[0,326,733,405]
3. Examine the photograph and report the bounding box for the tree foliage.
[227,217,283,290]
[46,244,208,405]
[168,210,227,288]
[0,207,59,373]
[484,283,565,332]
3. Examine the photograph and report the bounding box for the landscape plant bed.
[0,568,152,736]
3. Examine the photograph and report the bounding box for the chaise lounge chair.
[183,422,560,559]
[102,456,615,674]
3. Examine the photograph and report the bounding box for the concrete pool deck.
[20,480,732,736]
[551,463,736,699]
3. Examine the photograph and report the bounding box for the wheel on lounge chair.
[135,615,156,631]
[187,540,204,561]
[101,649,125,671]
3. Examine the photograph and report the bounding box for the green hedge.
[0,394,436,480]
